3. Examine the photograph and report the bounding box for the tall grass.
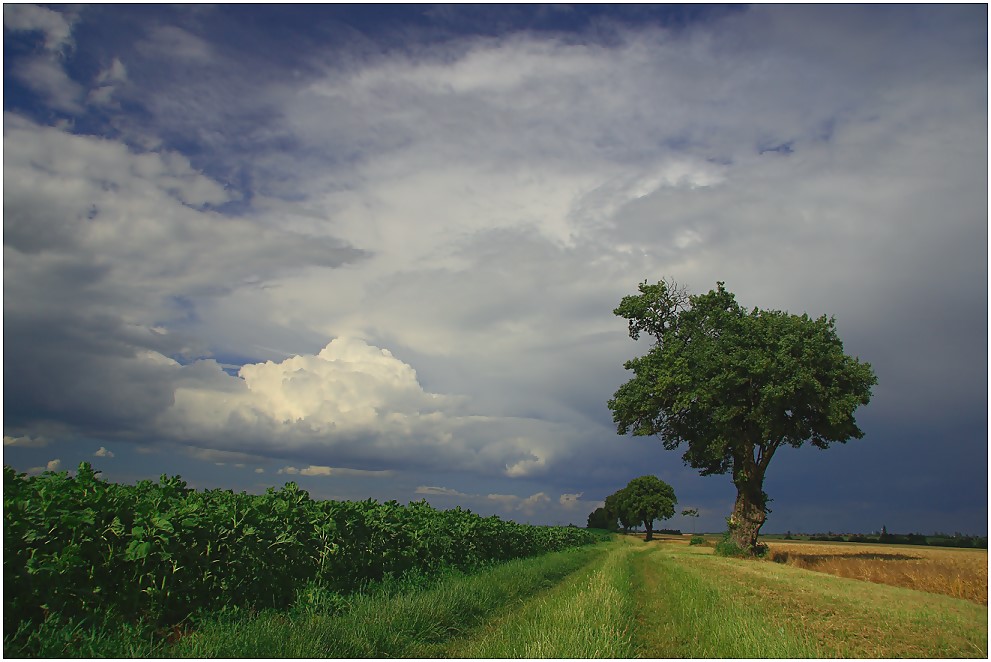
[448,541,638,658]
[3,610,165,659]
[165,544,605,658]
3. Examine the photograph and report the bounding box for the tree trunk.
[644,520,653,542]
[728,478,767,554]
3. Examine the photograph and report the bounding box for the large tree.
[608,280,876,555]
[622,475,677,541]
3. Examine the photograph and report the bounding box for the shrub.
[713,531,768,558]
[689,535,706,546]
[714,536,745,557]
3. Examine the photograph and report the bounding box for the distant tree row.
[806,532,987,549]
[586,475,676,541]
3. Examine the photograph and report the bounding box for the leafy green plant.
[714,530,767,558]
[292,581,349,617]
[4,462,599,656]
[689,535,706,546]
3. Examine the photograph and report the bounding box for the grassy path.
[439,540,638,657]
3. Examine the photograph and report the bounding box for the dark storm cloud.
[3,4,985,530]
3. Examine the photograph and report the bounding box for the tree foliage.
[586,506,617,531]
[622,475,677,541]
[608,280,876,554]
[603,490,636,533]
[594,475,677,541]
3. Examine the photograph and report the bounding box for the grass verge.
[3,609,166,659]
[164,544,605,658]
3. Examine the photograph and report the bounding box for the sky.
[3,4,987,535]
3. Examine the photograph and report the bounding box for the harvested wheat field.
[766,540,988,605]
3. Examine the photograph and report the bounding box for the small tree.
[586,506,617,531]
[622,475,677,541]
[609,280,876,555]
[681,508,700,534]
[604,489,637,534]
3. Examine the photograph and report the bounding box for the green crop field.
[4,466,987,658]
[3,464,599,657]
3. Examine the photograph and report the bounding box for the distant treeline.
[611,527,683,536]
[777,531,987,549]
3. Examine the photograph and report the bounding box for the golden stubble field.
[764,539,988,605]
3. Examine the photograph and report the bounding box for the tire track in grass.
[630,543,822,658]
[629,545,682,657]
[440,541,638,658]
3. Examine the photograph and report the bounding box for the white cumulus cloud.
[156,336,564,478]
[559,492,584,508]
[164,336,456,440]
[518,492,551,516]
[486,491,551,516]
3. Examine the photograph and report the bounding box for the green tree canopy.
[608,280,876,554]
[622,475,677,541]
[586,506,617,531]
[603,489,637,534]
